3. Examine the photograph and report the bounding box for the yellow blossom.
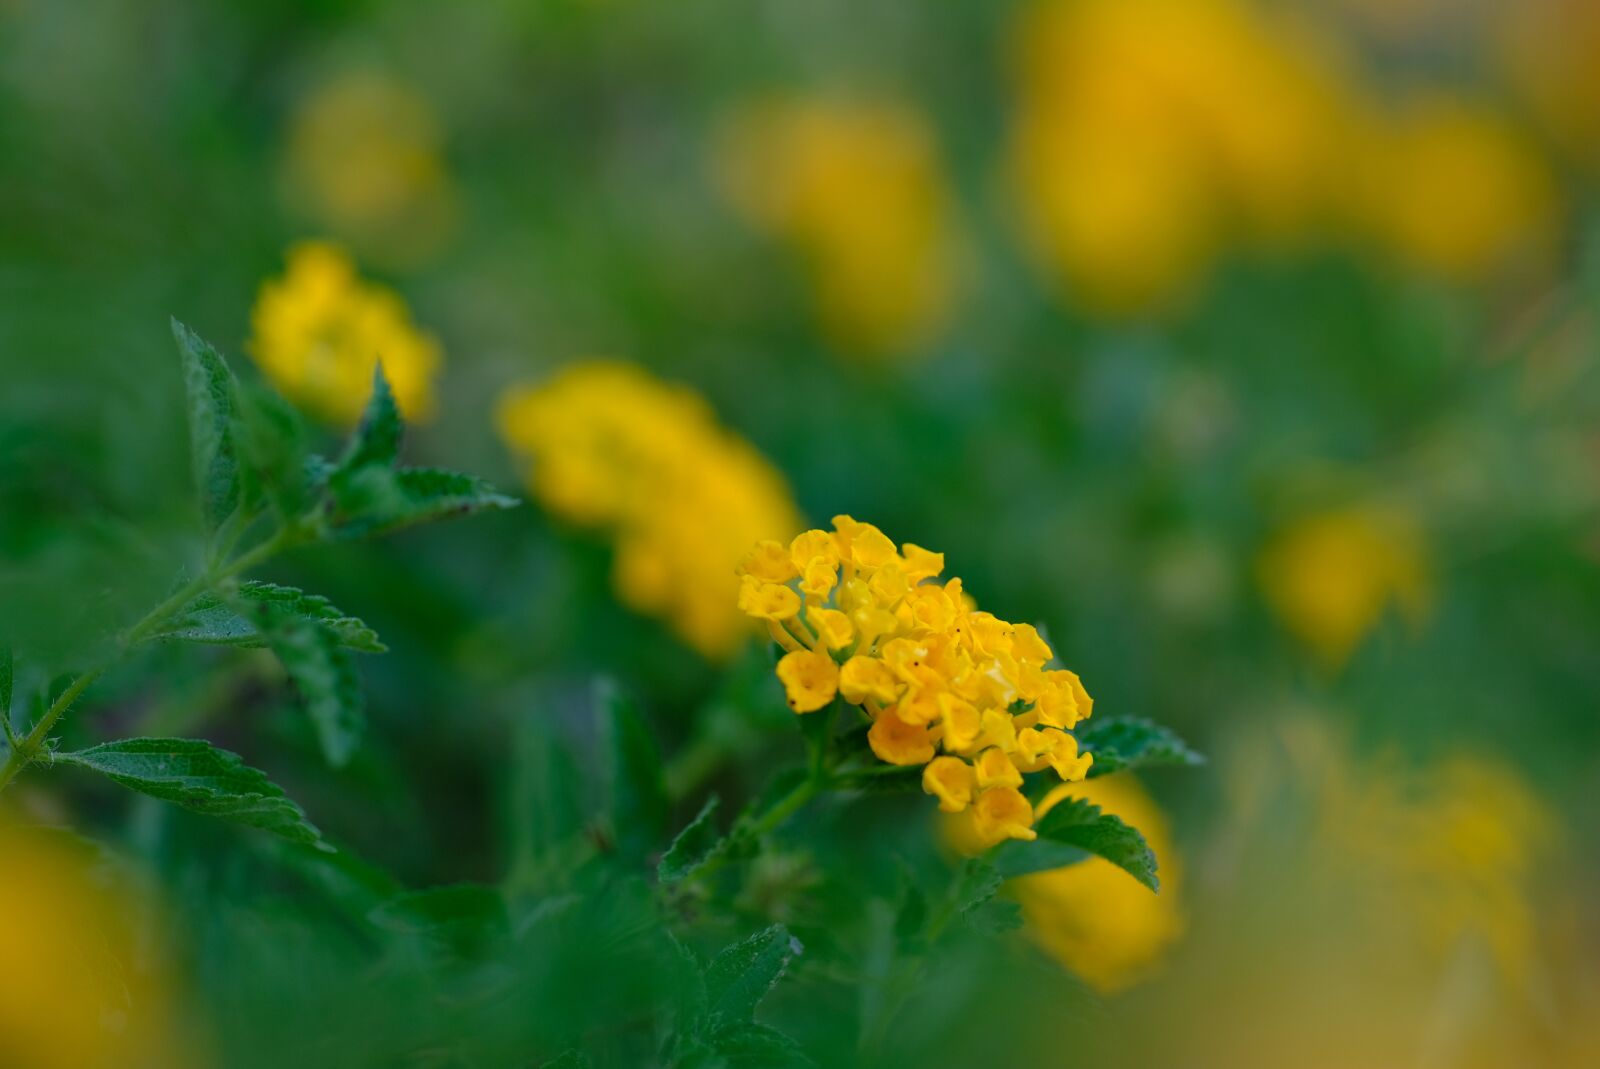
[1319,744,1551,988]
[498,361,801,659]
[923,756,976,813]
[0,822,200,1069]
[1353,94,1559,282]
[737,516,1096,839]
[1008,0,1359,315]
[974,747,1024,790]
[739,578,801,622]
[1257,503,1430,669]
[249,241,441,426]
[714,97,962,359]
[805,606,854,650]
[838,655,900,706]
[971,786,1038,847]
[776,648,840,713]
[281,70,458,266]
[1008,776,1185,992]
[1498,0,1600,174]
[869,710,937,766]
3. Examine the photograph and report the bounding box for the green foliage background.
[2,1,1598,1067]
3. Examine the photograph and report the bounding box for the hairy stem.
[0,525,296,796]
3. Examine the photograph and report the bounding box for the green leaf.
[597,680,668,859]
[893,864,928,956]
[241,594,364,767]
[368,884,509,957]
[703,924,802,1026]
[334,363,403,475]
[171,319,241,531]
[1075,717,1204,778]
[711,1023,812,1066]
[539,1052,591,1069]
[326,466,518,541]
[658,795,725,883]
[156,582,385,653]
[233,382,313,520]
[54,737,324,846]
[950,857,1003,918]
[990,797,1159,889]
[0,646,14,748]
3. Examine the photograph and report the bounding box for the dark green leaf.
[539,1052,591,1069]
[54,737,324,846]
[1075,717,1204,777]
[990,797,1159,889]
[335,363,403,474]
[893,864,928,955]
[171,319,241,531]
[658,794,725,883]
[711,1023,812,1066]
[951,857,1003,918]
[0,645,12,716]
[241,594,364,766]
[368,884,509,957]
[326,465,518,541]
[704,924,802,1026]
[508,716,587,880]
[234,382,313,520]
[156,582,384,653]
[597,679,668,859]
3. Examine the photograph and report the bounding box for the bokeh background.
[3,0,1600,1066]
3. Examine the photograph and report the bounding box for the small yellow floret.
[839,655,902,705]
[869,710,936,766]
[806,606,855,650]
[923,756,976,813]
[972,786,1038,848]
[776,649,839,713]
[739,578,802,621]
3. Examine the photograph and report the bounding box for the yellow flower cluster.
[1009,0,1352,313]
[1357,95,1557,282]
[1321,748,1551,989]
[1499,0,1600,174]
[0,822,198,1069]
[714,98,961,359]
[737,517,1093,848]
[498,361,800,660]
[249,241,442,426]
[282,70,459,266]
[1256,503,1429,669]
[1008,0,1560,312]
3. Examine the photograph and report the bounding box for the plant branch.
[0,524,299,797]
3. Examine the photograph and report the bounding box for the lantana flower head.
[249,241,441,426]
[498,361,800,660]
[738,516,1094,848]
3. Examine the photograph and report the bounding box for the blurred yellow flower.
[1322,750,1551,989]
[1498,0,1600,173]
[1007,0,1355,314]
[0,822,198,1069]
[497,361,801,659]
[1015,776,1184,992]
[715,97,962,359]
[1355,95,1560,282]
[1257,504,1429,669]
[249,241,442,427]
[737,517,1094,846]
[282,71,458,266]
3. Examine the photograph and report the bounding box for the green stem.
[0,669,104,793]
[0,525,298,797]
[745,775,822,841]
